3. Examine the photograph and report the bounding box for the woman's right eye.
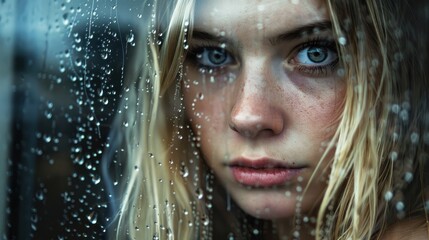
[191,47,235,69]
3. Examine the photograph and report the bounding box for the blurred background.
[0,0,144,239]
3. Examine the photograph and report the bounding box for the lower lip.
[231,166,303,187]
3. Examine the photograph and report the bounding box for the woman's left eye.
[295,46,338,66]
[294,45,338,67]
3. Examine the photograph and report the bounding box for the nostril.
[229,122,255,138]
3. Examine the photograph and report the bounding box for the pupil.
[307,47,327,63]
[209,49,226,64]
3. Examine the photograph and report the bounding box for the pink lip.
[229,158,305,187]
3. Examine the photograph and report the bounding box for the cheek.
[183,82,226,136]
[294,83,346,142]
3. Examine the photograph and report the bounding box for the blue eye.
[295,45,338,66]
[193,47,234,68]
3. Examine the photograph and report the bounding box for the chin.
[231,190,300,220]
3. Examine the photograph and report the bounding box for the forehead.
[193,0,329,35]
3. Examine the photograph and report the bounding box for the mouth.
[229,158,306,187]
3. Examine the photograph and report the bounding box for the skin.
[182,0,345,237]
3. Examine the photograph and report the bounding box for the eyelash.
[186,38,339,76]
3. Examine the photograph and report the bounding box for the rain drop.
[127,32,135,43]
[92,175,101,185]
[404,172,413,183]
[410,132,419,144]
[338,36,347,45]
[195,188,203,200]
[389,151,398,161]
[252,229,260,235]
[384,191,393,201]
[75,58,82,67]
[202,216,209,226]
[197,92,204,100]
[35,191,44,201]
[395,201,405,211]
[43,135,52,143]
[62,13,69,25]
[87,211,98,224]
[180,165,189,178]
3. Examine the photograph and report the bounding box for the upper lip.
[229,157,306,169]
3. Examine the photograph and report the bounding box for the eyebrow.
[191,30,228,42]
[269,21,332,45]
[191,20,332,46]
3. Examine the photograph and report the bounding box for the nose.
[228,62,284,138]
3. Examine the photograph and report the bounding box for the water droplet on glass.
[75,58,82,67]
[197,92,204,100]
[92,175,101,185]
[35,191,44,201]
[395,201,405,211]
[180,165,189,178]
[62,13,69,25]
[252,229,260,235]
[195,188,203,199]
[227,233,235,240]
[338,36,347,45]
[293,230,300,238]
[384,191,393,201]
[202,216,209,226]
[410,132,419,144]
[43,135,51,143]
[87,211,98,224]
[389,151,398,161]
[127,32,134,43]
[404,172,413,182]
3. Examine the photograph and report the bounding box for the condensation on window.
[0,0,141,239]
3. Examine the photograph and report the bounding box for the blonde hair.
[108,0,428,239]
[319,1,428,239]
[111,1,201,239]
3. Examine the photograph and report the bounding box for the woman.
[107,0,428,239]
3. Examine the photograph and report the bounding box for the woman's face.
[183,0,345,220]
